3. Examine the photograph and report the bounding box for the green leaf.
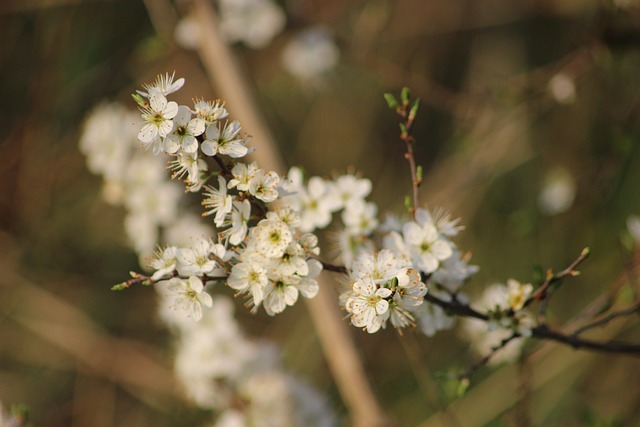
[383,93,399,109]
[409,98,420,121]
[401,87,411,103]
[131,92,146,107]
[404,195,412,210]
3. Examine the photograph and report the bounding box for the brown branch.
[532,324,640,356]
[323,255,640,357]
[112,272,154,291]
[320,260,348,275]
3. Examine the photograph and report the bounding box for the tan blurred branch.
[184,1,391,425]
[0,260,179,411]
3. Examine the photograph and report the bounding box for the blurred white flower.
[282,27,339,81]
[505,278,533,311]
[414,291,457,337]
[548,73,576,104]
[538,167,576,215]
[174,16,201,50]
[217,0,285,49]
[461,283,532,365]
[164,213,214,247]
[627,215,640,242]
[79,103,138,181]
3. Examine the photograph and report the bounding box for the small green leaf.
[401,87,411,103]
[111,283,127,291]
[404,195,412,210]
[399,123,407,134]
[409,98,420,121]
[416,165,423,181]
[131,93,146,107]
[383,93,399,109]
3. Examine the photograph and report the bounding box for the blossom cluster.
[281,164,479,334]
[133,73,324,318]
[462,279,534,365]
[80,94,336,424]
[164,296,335,427]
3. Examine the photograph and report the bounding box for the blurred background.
[1,0,640,425]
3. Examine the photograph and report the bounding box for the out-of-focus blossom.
[282,27,339,81]
[538,167,576,215]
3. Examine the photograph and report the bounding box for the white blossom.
[249,169,280,203]
[150,245,178,281]
[138,93,179,143]
[221,200,251,245]
[138,72,185,98]
[401,215,453,274]
[228,261,268,305]
[228,161,259,191]
[193,98,229,125]
[249,219,292,258]
[201,120,248,158]
[505,278,533,312]
[164,105,206,154]
[341,199,379,236]
[79,103,137,181]
[161,276,213,321]
[202,176,233,227]
[346,276,392,333]
[217,0,285,49]
[176,238,219,276]
[282,27,339,81]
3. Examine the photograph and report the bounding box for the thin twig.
[459,333,520,380]
[571,302,640,336]
[526,247,590,307]
[393,92,422,218]
[532,324,640,356]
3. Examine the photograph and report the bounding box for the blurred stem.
[186,1,390,425]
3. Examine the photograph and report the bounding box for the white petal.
[298,278,319,298]
[163,101,179,119]
[375,299,389,314]
[163,136,181,154]
[282,285,299,305]
[174,105,191,125]
[201,140,218,156]
[138,124,158,143]
[182,135,198,153]
[149,93,167,111]
[220,141,248,158]
[188,276,204,292]
[199,291,213,308]
[188,118,206,136]
[431,240,453,260]
[158,120,174,138]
